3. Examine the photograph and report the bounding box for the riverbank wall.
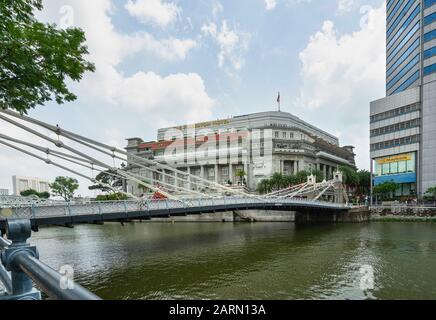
[295,207,370,223]
[149,208,370,223]
[370,206,436,222]
[149,210,296,223]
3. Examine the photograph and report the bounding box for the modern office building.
[125,111,356,195]
[370,0,436,197]
[12,176,50,196]
[0,189,8,196]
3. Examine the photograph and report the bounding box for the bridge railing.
[1,197,351,220]
[0,219,101,300]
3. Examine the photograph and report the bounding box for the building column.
[187,167,192,191]
[215,164,219,184]
[244,163,249,186]
[200,166,205,189]
[298,161,304,173]
[293,161,298,175]
[229,164,234,184]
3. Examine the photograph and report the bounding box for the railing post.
[0,219,100,300]
[145,200,151,219]
[31,204,36,219]
[0,219,41,300]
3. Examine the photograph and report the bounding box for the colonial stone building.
[125,111,356,195]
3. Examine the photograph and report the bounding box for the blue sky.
[0,0,386,195]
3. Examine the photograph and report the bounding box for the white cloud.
[283,0,359,13]
[212,1,224,18]
[295,2,386,170]
[337,0,356,13]
[125,0,180,27]
[106,71,214,122]
[202,20,251,71]
[36,0,210,125]
[0,0,216,193]
[265,0,277,10]
[138,33,198,61]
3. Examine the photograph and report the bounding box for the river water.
[30,222,436,300]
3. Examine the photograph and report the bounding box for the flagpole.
[277,92,281,112]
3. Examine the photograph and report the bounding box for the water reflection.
[29,222,436,300]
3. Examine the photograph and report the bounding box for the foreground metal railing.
[0,219,101,300]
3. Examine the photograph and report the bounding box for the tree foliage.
[95,193,129,201]
[257,167,371,198]
[425,186,436,200]
[88,170,123,193]
[257,170,324,194]
[356,170,371,196]
[49,176,79,201]
[0,0,95,113]
[20,189,50,199]
[235,170,246,185]
[373,181,398,200]
[339,166,359,188]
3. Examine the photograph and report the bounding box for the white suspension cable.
[0,110,252,197]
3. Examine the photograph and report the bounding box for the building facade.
[0,189,8,196]
[126,111,356,195]
[12,176,50,196]
[370,0,436,197]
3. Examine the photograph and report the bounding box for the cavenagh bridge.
[0,110,368,300]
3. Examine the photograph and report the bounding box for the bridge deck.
[0,198,350,229]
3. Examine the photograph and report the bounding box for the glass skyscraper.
[370,0,436,199]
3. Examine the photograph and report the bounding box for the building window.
[370,103,419,124]
[371,135,420,151]
[370,118,420,137]
[424,63,436,76]
[425,0,436,9]
[275,132,279,138]
[283,132,287,139]
[374,153,416,177]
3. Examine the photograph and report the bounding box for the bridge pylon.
[333,171,349,204]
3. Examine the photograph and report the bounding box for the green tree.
[88,170,123,194]
[95,193,129,201]
[357,170,371,196]
[20,189,50,199]
[339,166,359,189]
[257,179,272,194]
[0,0,95,113]
[425,186,436,200]
[49,176,79,201]
[373,181,398,200]
[270,173,285,190]
[235,170,246,185]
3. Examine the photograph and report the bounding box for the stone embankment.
[371,206,436,222]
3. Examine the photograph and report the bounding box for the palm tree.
[257,179,272,194]
[357,170,371,196]
[235,170,246,185]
